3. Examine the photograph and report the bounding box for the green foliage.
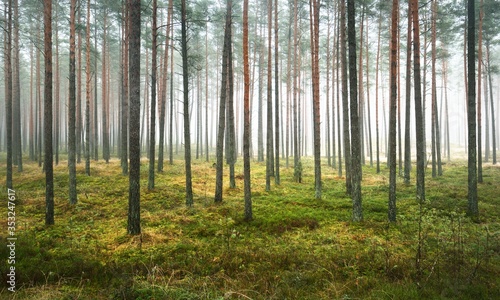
[0,158,499,299]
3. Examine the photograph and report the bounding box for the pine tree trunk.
[388,0,399,223]
[311,0,321,199]
[121,1,129,175]
[128,0,141,235]
[348,0,362,221]
[243,0,252,222]
[181,0,193,207]
[215,0,231,203]
[227,1,236,189]
[102,12,110,163]
[44,0,54,225]
[412,0,426,202]
[148,0,157,190]
[404,1,412,184]
[266,0,274,192]
[68,0,77,204]
[13,0,22,172]
[274,0,280,185]
[85,0,91,176]
[341,0,351,192]
[5,0,13,189]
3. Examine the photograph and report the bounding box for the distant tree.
[181,0,193,207]
[128,0,141,235]
[68,0,77,204]
[467,0,478,218]
[44,0,54,225]
[243,0,252,221]
[388,0,399,222]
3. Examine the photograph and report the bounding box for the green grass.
[0,155,499,299]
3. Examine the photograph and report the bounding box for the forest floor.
[0,154,499,299]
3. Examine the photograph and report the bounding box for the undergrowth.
[0,155,499,299]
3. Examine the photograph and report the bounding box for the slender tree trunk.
[404,1,412,184]
[85,0,91,176]
[77,9,82,163]
[486,42,497,165]
[121,0,129,175]
[266,0,274,191]
[243,0,252,221]
[181,0,193,207]
[311,0,321,199]
[148,0,157,190]
[293,0,302,183]
[431,0,438,178]
[102,12,110,163]
[13,0,22,172]
[227,1,236,189]
[348,0,362,221]
[467,0,478,218]
[412,0,425,202]
[159,0,172,171]
[68,0,77,204]
[44,0,54,225]
[274,0,280,185]
[5,0,13,189]
[341,0,351,191]
[54,7,60,166]
[128,0,141,235]
[388,0,399,223]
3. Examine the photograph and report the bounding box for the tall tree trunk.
[266,0,274,191]
[431,0,438,178]
[274,0,280,185]
[12,0,21,172]
[348,0,362,221]
[102,12,110,163]
[310,0,321,199]
[227,1,236,189]
[181,0,193,207]
[85,0,91,176]
[69,0,77,204]
[404,1,412,184]
[214,0,231,203]
[388,0,399,223]
[44,0,54,225]
[292,0,302,183]
[412,0,425,202]
[148,0,157,190]
[243,0,252,221]
[341,0,351,191]
[375,8,381,174]
[128,0,141,235]
[121,0,129,175]
[467,0,478,218]
[54,6,60,166]
[5,0,13,189]
[486,42,497,165]
[158,0,172,171]
[77,9,82,163]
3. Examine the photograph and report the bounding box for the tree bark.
[388,0,399,223]
[44,0,54,225]
[69,0,77,204]
[243,0,252,221]
[181,0,193,207]
[128,0,141,235]
[348,0,362,221]
[148,0,157,190]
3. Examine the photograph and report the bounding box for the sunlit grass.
[0,153,499,299]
